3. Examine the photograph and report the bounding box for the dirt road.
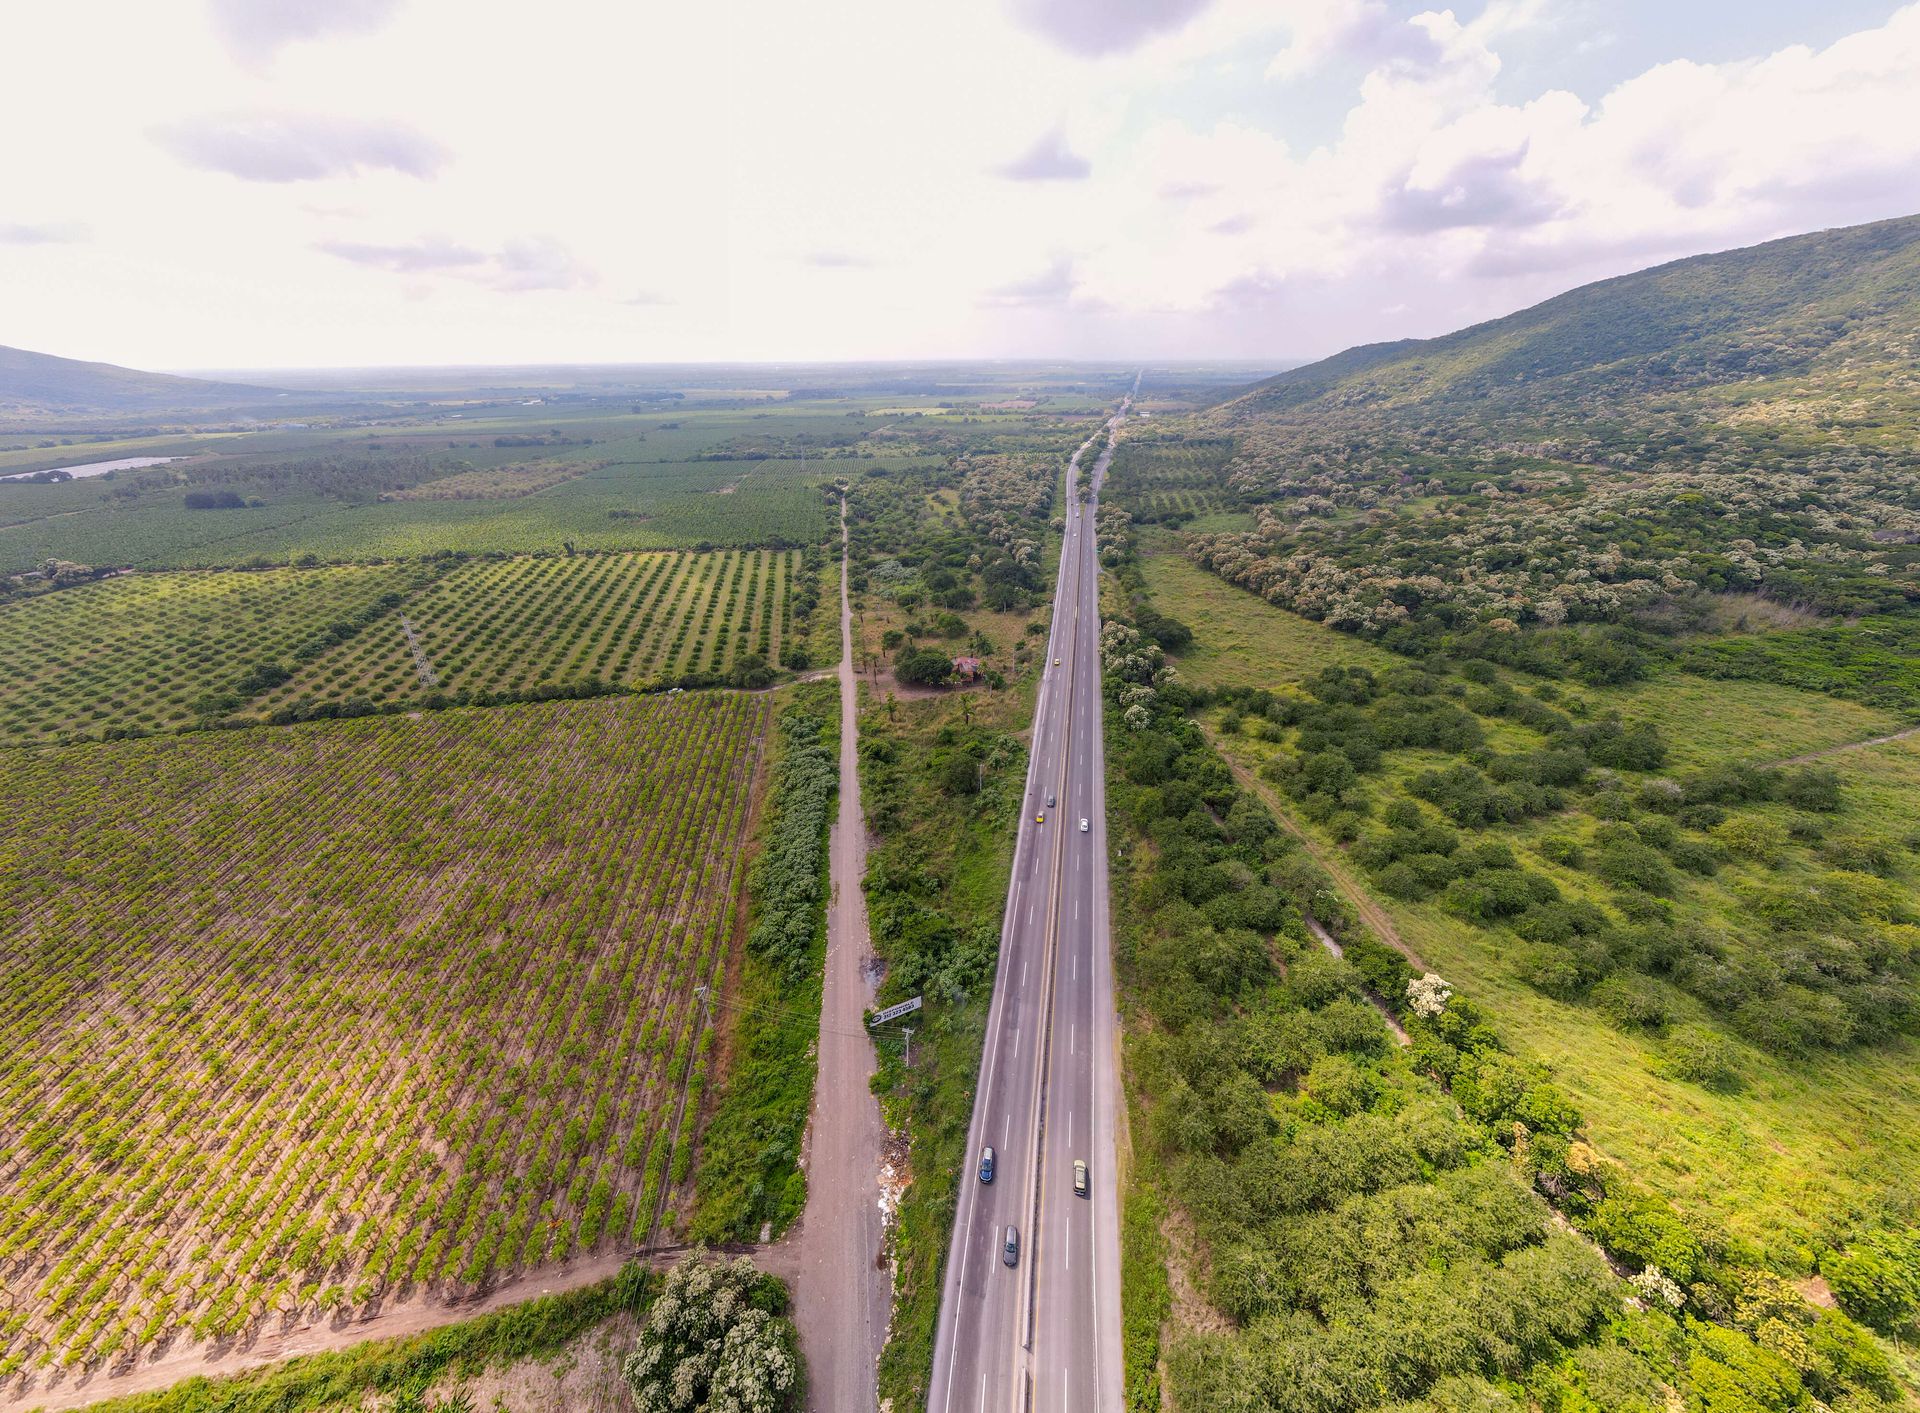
[787,495,890,1410]
[10,1251,640,1412]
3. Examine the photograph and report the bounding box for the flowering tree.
[623,1255,800,1413]
[1407,972,1453,1019]
[1630,1264,1686,1309]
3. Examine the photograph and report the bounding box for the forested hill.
[0,343,283,414]
[1147,211,1920,658]
[1221,213,1920,419]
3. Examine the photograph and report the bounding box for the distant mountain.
[1221,213,1920,420]
[0,344,284,414]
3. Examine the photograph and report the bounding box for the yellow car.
[1035,813,1045,824]
[1052,657,1060,666]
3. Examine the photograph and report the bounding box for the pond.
[0,455,180,483]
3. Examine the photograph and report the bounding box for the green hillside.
[0,343,282,413]
[1140,213,1920,663]
[1225,213,1920,418]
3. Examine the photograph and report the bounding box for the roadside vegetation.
[1137,536,1920,1293]
[836,415,1084,1407]
[621,1253,801,1413]
[1099,229,1920,1388]
[1099,566,1909,1412]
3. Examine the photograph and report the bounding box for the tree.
[622,1254,800,1413]
[728,653,774,690]
[895,646,953,687]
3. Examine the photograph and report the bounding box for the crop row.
[0,692,765,1380]
[0,565,429,744]
[250,549,796,715]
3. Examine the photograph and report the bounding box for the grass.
[1147,550,1920,1268]
[0,693,765,1374]
[0,563,432,743]
[1141,543,1398,686]
[1682,613,1920,719]
[1600,673,1905,769]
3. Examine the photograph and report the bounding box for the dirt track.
[785,493,891,1410]
[11,1250,639,1412]
[1205,724,1430,975]
[1766,723,1920,766]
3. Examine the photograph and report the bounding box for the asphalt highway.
[927,379,1134,1413]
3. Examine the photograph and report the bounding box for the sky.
[3,0,1919,371]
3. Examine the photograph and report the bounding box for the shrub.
[1714,817,1788,864]
[1656,1024,1740,1089]
[1301,1054,1379,1116]
[895,645,954,686]
[1591,974,1671,1031]
[1821,1230,1920,1340]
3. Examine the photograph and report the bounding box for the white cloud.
[1266,0,1445,81]
[0,221,89,245]
[320,234,594,292]
[998,129,1094,181]
[0,0,1916,367]
[1005,0,1217,56]
[152,111,449,182]
[490,237,596,293]
[317,236,482,272]
[803,250,877,269]
[982,257,1079,306]
[208,0,404,64]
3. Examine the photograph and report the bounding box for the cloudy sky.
[4,0,1919,370]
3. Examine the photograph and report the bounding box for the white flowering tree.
[1630,1264,1686,1309]
[1407,972,1453,1019]
[623,1254,800,1413]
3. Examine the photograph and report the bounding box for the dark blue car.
[979,1146,995,1183]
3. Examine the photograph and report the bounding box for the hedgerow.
[693,696,838,1241]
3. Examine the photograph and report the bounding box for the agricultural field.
[1105,435,1240,529]
[0,459,838,572]
[155,459,839,567]
[384,457,603,501]
[0,692,767,1388]
[251,548,813,717]
[0,563,434,744]
[0,401,963,573]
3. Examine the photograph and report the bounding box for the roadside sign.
[869,996,924,1026]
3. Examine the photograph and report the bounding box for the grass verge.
[75,1264,658,1413]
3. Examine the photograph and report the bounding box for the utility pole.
[902,1027,913,1068]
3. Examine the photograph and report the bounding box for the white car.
[1079,818,1089,832]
